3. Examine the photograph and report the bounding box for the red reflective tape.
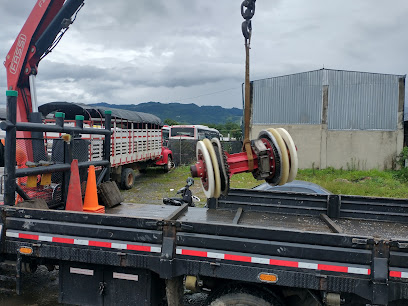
[269,259,298,268]
[390,271,402,278]
[19,233,39,240]
[127,244,151,252]
[52,237,74,244]
[318,264,348,273]
[181,249,207,258]
[224,254,252,262]
[367,269,371,275]
[89,241,111,248]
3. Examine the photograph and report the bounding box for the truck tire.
[210,292,273,306]
[208,284,285,306]
[121,168,135,190]
[164,156,173,173]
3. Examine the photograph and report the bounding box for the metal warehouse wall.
[326,70,400,130]
[252,70,323,125]
[252,69,403,130]
[250,69,406,170]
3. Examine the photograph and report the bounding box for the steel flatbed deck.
[2,188,408,305]
[108,195,408,240]
[110,202,408,239]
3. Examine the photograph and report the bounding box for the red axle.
[225,151,259,176]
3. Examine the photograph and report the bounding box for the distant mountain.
[91,102,242,124]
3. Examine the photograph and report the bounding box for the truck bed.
[2,188,408,304]
[109,203,333,233]
[108,190,408,240]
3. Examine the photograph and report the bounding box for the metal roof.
[39,102,163,126]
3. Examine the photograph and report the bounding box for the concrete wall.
[250,124,404,170]
[251,124,322,169]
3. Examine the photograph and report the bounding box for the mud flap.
[165,276,184,306]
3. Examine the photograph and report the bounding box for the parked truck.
[39,102,173,189]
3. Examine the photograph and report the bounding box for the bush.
[394,168,408,182]
[397,147,408,168]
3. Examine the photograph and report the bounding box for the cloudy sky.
[0,0,407,109]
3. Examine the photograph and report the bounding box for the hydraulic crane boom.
[4,0,84,123]
[4,0,84,163]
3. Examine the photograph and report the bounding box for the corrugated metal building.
[250,69,406,170]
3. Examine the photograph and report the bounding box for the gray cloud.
[1,0,407,109]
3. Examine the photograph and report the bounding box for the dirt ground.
[121,167,207,207]
[0,266,59,306]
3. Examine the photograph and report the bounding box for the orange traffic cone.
[83,165,105,213]
[65,159,83,212]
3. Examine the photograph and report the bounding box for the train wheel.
[276,128,298,183]
[267,128,290,186]
[203,139,221,198]
[196,141,215,198]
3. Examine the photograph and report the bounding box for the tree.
[164,118,180,126]
[225,122,242,140]
[200,122,242,140]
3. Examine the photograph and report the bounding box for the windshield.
[162,130,169,140]
[171,127,195,137]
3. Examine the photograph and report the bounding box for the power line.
[173,86,241,102]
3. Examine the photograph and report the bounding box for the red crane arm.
[4,0,84,122]
[5,0,64,91]
[4,0,64,123]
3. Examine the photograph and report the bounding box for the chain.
[241,0,256,42]
[241,0,256,171]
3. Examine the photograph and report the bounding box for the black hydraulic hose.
[35,0,85,59]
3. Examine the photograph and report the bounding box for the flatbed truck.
[3,1,408,305]
[2,182,408,305]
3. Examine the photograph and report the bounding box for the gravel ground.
[121,167,206,206]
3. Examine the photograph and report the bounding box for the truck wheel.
[210,293,273,306]
[208,285,284,306]
[164,156,173,173]
[121,168,135,190]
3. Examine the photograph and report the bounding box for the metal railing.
[1,90,112,207]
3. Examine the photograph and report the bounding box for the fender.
[155,147,172,166]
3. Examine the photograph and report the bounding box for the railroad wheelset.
[191,128,298,198]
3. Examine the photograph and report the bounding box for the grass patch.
[222,168,408,198]
[122,166,408,204]
[297,168,408,198]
